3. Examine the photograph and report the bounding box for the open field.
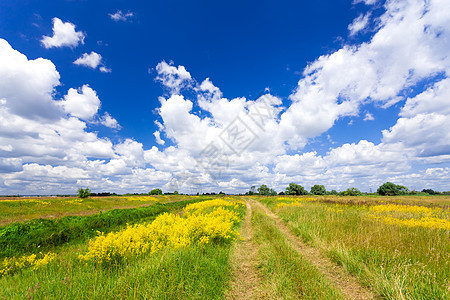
[0,195,449,299]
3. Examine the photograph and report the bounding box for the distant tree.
[77,187,91,198]
[268,189,278,196]
[422,189,440,195]
[173,191,179,195]
[258,184,271,196]
[149,188,163,195]
[285,183,308,195]
[310,185,326,195]
[340,188,362,196]
[377,182,409,196]
[328,189,338,195]
[278,191,285,195]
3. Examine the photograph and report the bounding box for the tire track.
[226,201,262,299]
[250,199,375,300]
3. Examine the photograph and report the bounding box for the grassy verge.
[251,206,344,299]
[258,196,450,299]
[0,199,204,258]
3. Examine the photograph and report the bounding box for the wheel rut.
[226,201,262,299]
[250,199,375,300]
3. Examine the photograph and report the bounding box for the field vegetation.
[0,194,448,299]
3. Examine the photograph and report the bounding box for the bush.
[339,188,362,196]
[377,182,409,196]
[77,187,91,198]
[150,188,163,195]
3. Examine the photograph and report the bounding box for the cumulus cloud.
[109,10,134,22]
[0,39,61,120]
[60,85,101,120]
[74,52,101,68]
[2,0,450,195]
[74,52,111,72]
[41,18,85,48]
[155,61,192,94]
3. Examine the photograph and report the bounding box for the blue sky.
[0,0,449,194]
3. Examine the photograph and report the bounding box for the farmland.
[0,195,449,299]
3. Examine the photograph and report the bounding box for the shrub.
[77,187,91,198]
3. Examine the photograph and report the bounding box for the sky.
[0,0,449,195]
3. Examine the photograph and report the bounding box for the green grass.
[0,195,214,226]
[251,207,344,299]
[258,196,450,299]
[0,243,233,299]
[0,199,204,258]
[0,197,245,299]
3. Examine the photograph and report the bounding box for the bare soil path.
[226,201,263,299]
[250,199,375,300]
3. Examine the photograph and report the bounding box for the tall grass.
[0,243,232,299]
[259,196,450,299]
[251,207,344,299]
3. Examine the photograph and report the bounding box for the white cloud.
[153,131,165,145]
[109,10,134,22]
[2,0,450,195]
[99,66,112,73]
[74,52,111,72]
[100,112,121,129]
[41,18,85,49]
[74,52,102,69]
[155,61,192,94]
[60,85,101,120]
[363,112,374,121]
[348,12,371,36]
[0,38,61,120]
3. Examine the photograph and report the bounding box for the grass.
[250,205,344,299]
[0,197,244,299]
[0,194,207,226]
[258,195,450,299]
[0,198,206,258]
[0,243,233,299]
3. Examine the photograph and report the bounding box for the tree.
[340,188,362,196]
[377,182,409,196]
[310,184,326,195]
[285,183,308,195]
[268,188,278,196]
[149,188,163,195]
[77,187,91,198]
[328,189,338,195]
[258,184,271,195]
[173,191,179,195]
[422,189,440,195]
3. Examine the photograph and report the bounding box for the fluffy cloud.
[0,39,60,120]
[41,18,85,49]
[74,52,111,72]
[60,85,101,120]
[74,52,101,68]
[2,0,450,195]
[155,61,192,94]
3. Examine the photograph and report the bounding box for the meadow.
[0,194,448,299]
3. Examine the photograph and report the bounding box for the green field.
[1,195,449,299]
